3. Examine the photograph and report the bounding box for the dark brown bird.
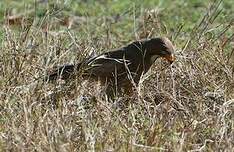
[47,37,175,96]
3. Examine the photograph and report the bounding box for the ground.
[0,0,234,151]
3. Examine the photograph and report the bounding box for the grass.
[0,0,234,151]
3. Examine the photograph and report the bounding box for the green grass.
[0,0,234,151]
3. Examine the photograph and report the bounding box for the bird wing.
[84,51,131,77]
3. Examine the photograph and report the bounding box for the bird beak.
[164,54,175,64]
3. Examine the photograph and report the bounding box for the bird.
[46,37,176,96]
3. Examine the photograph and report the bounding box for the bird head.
[144,37,176,64]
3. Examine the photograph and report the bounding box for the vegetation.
[0,0,233,151]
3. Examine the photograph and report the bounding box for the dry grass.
[0,0,234,151]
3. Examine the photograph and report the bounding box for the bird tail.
[46,63,82,81]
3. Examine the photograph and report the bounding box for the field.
[0,0,234,151]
